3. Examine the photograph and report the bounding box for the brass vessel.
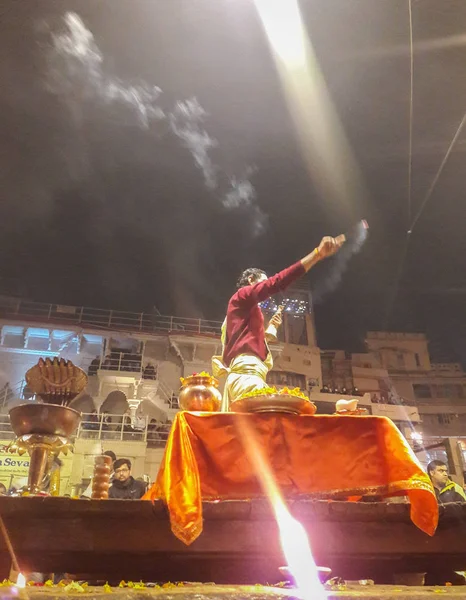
[179,374,222,412]
[230,393,317,416]
[25,357,88,406]
[9,403,81,495]
[91,454,112,500]
[7,357,86,495]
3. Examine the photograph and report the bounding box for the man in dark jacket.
[108,458,146,500]
[427,460,466,504]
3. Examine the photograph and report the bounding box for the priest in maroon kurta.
[212,234,346,410]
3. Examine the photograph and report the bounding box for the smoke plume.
[311,220,368,303]
[45,12,266,235]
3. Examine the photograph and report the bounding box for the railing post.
[98,413,103,440]
[118,353,122,372]
[47,304,52,320]
[108,310,113,327]
[169,316,173,331]
[78,306,84,323]
[139,313,144,331]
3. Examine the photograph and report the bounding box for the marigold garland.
[236,386,308,402]
[180,371,215,386]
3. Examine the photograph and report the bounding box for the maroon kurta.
[222,261,306,367]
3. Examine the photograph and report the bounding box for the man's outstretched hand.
[317,234,346,259]
[268,305,284,329]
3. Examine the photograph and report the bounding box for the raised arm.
[300,234,346,272]
[237,234,345,305]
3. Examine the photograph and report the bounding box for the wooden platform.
[0,497,464,584]
[1,585,466,600]
[2,585,464,600]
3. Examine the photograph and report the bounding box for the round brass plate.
[230,393,316,415]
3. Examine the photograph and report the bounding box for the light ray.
[254,0,365,213]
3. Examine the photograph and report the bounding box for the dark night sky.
[0,0,465,364]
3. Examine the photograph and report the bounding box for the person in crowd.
[101,355,113,370]
[81,450,117,499]
[143,363,157,380]
[101,411,111,430]
[427,460,466,503]
[147,419,159,444]
[169,393,179,409]
[122,413,134,434]
[425,460,466,586]
[87,356,101,376]
[0,483,7,495]
[133,410,146,433]
[83,410,99,431]
[41,457,63,494]
[108,458,146,499]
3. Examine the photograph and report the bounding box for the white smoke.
[47,12,165,128]
[44,12,265,234]
[224,176,267,236]
[311,220,368,303]
[168,99,218,189]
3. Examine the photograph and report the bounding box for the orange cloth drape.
[144,412,438,545]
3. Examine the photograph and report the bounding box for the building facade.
[0,292,365,492]
[0,295,464,491]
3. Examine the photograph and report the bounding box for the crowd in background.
[320,385,363,396]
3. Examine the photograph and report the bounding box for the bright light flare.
[16,573,26,588]
[253,0,365,214]
[411,431,423,443]
[237,415,326,600]
[274,496,326,600]
[254,0,306,68]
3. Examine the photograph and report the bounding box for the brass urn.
[8,357,86,495]
[178,372,222,412]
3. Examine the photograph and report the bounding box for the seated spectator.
[87,356,101,376]
[122,414,134,433]
[101,411,111,430]
[427,460,466,504]
[82,411,99,431]
[101,355,114,370]
[147,419,159,441]
[169,393,179,409]
[109,459,146,499]
[143,363,157,380]
[133,411,146,432]
[0,483,7,496]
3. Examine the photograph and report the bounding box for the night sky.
[0,0,465,364]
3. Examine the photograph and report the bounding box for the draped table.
[144,412,438,545]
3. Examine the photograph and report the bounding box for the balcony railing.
[0,412,171,447]
[0,297,222,337]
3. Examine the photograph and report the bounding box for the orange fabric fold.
[144,412,438,545]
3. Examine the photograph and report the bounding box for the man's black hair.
[427,460,446,475]
[113,458,131,471]
[103,450,117,462]
[236,268,267,289]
